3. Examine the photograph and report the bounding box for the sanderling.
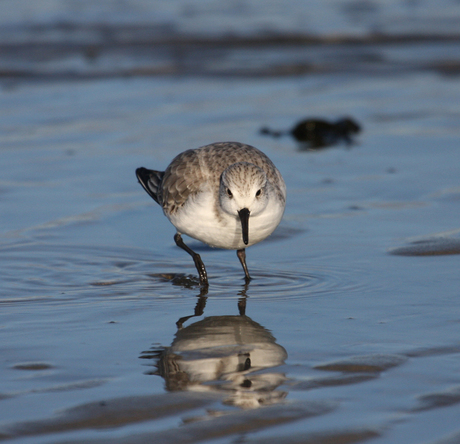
[136,141,286,286]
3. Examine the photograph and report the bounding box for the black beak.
[238,208,250,245]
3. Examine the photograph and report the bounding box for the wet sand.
[2,1,460,443]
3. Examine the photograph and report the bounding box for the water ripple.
[148,261,376,301]
[0,241,375,304]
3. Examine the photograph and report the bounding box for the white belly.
[166,192,284,250]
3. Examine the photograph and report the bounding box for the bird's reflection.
[140,285,288,409]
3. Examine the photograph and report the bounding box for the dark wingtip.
[135,167,163,205]
[135,167,148,183]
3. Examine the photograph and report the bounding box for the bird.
[136,141,286,286]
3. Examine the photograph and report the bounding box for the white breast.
[167,190,284,250]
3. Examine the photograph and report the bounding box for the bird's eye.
[227,188,233,198]
[255,189,261,197]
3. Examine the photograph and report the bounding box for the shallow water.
[2,2,460,443]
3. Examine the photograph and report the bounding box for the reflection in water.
[140,287,288,409]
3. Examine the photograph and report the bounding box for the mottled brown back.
[160,142,285,213]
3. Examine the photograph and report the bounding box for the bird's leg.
[174,233,208,286]
[236,248,251,282]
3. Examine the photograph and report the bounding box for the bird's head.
[219,162,268,245]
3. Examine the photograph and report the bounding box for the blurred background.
[1,0,460,80]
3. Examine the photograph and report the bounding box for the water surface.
[2,1,460,443]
